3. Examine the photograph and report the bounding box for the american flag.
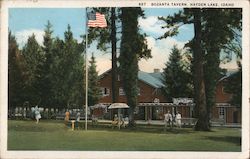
[87,12,107,28]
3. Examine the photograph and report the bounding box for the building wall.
[99,70,241,124]
[215,82,233,103]
[211,106,241,123]
[99,71,168,104]
[212,80,241,123]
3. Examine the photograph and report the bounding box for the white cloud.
[138,16,188,73]
[14,29,45,48]
[139,36,186,73]
[95,55,111,75]
[220,61,238,70]
[94,36,188,74]
[139,16,168,37]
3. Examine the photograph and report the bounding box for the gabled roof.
[218,69,238,82]
[99,69,164,89]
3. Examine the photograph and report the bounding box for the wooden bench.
[210,118,225,126]
[181,118,198,126]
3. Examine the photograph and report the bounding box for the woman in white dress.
[34,106,41,124]
[176,112,182,128]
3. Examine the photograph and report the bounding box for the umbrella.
[108,103,129,129]
[108,103,129,109]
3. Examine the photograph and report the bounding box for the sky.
[9,8,238,74]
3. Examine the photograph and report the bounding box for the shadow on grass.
[8,120,66,132]
[78,124,196,135]
[205,136,241,146]
[8,120,197,135]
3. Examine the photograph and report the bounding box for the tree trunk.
[111,7,117,103]
[204,47,220,126]
[193,9,210,131]
[128,99,137,127]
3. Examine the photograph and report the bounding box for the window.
[119,87,125,96]
[219,107,225,115]
[117,75,120,81]
[119,87,140,96]
[101,87,110,96]
[137,87,141,95]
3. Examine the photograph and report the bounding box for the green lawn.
[8,120,241,151]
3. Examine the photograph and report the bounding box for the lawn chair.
[121,117,129,128]
[92,115,98,127]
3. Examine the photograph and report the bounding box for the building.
[98,69,194,121]
[98,69,241,124]
[211,71,241,124]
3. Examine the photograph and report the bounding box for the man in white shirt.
[164,110,172,131]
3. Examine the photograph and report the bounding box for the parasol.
[108,103,129,129]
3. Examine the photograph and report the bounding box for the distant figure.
[176,112,182,128]
[164,110,172,130]
[172,112,176,127]
[75,112,81,129]
[34,106,41,124]
[112,114,119,128]
[65,110,70,125]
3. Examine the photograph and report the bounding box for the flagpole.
[85,7,88,131]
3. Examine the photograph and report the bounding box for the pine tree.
[62,25,85,108]
[40,21,54,107]
[202,9,242,125]
[119,7,151,127]
[158,8,242,131]
[88,54,101,106]
[162,45,193,101]
[50,37,66,107]
[22,34,45,106]
[88,7,120,103]
[8,32,25,108]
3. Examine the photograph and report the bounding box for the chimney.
[153,68,160,73]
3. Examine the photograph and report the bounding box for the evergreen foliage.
[8,32,26,108]
[40,21,54,106]
[22,33,45,106]
[87,7,120,103]
[88,54,101,106]
[162,45,193,101]
[8,22,86,109]
[158,8,242,131]
[119,7,151,127]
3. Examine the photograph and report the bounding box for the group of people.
[64,110,81,129]
[33,106,180,131]
[111,114,128,128]
[164,110,182,129]
[32,106,81,128]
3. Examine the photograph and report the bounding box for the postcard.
[0,0,249,159]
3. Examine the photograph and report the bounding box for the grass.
[8,120,241,151]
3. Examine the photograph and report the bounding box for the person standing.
[112,114,119,128]
[176,112,182,128]
[164,110,172,131]
[65,110,70,126]
[34,105,41,124]
[75,112,81,129]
